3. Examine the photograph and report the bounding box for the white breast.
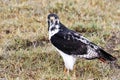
[56,48,76,70]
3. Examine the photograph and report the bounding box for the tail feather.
[98,49,117,62]
[98,49,120,69]
[98,57,107,63]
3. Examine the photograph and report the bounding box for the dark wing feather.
[50,30,88,55]
[51,28,117,62]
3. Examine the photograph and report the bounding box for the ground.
[0,0,120,80]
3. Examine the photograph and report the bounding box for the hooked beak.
[48,17,59,26]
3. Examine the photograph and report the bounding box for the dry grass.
[0,0,120,80]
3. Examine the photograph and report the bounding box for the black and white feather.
[47,13,119,70]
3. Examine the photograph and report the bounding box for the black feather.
[51,23,88,55]
[98,49,117,61]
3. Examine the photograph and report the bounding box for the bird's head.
[47,13,60,31]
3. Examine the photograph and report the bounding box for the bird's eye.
[55,17,57,19]
[55,20,58,25]
[55,19,59,25]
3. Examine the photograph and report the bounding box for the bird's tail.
[98,49,116,62]
[98,49,120,69]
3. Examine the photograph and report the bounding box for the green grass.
[0,0,120,80]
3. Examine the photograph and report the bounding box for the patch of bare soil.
[106,31,120,55]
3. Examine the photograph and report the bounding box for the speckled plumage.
[48,13,119,70]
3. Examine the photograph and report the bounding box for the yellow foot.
[72,66,76,80]
[64,68,70,76]
[64,67,76,79]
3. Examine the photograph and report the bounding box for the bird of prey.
[47,13,120,73]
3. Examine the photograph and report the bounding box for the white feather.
[73,46,98,59]
[56,48,76,70]
[49,25,60,40]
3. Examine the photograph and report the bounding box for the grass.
[0,0,120,80]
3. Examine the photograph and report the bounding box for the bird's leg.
[64,68,70,76]
[72,65,76,80]
[64,67,67,74]
[66,69,70,76]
